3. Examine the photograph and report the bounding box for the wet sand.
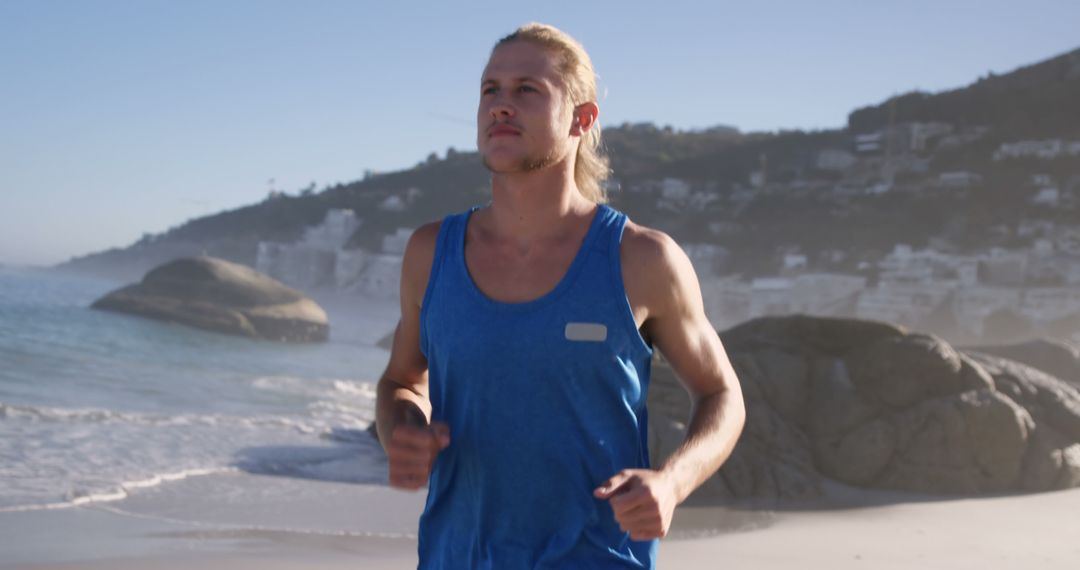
[3,471,1079,569]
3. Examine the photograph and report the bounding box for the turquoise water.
[0,267,396,512]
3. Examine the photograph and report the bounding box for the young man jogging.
[376,23,745,569]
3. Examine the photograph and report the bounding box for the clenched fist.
[387,421,451,491]
[594,469,678,541]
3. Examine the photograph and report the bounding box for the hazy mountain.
[58,46,1080,282]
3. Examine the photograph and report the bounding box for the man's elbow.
[701,375,746,430]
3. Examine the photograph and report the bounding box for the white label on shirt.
[565,322,608,342]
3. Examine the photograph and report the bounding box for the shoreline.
[4,469,1080,569]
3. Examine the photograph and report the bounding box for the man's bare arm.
[642,232,745,503]
[595,225,745,539]
[374,222,451,490]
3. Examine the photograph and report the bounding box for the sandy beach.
[4,470,1079,570]
[4,273,1080,568]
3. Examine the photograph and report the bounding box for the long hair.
[494,23,611,204]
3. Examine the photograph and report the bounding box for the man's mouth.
[488,124,521,137]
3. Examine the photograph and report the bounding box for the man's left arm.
[594,230,746,540]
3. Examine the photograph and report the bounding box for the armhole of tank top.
[610,215,654,358]
[419,215,451,359]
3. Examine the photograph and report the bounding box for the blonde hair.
[495,23,610,204]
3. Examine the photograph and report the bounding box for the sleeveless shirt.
[417,203,657,569]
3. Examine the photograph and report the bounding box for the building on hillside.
[815,149,857,171]
[855,282,953,328]
[749,278,794,319]
[660,178,691,200]
[788,273,867,316]
[256,243,337,289]
[877,244,981,287]
[938,171,983,188]
[699,276,752,330]
[255,209,361,290]
[349,254,402,299]
[377,187,423,212]
[1032,187,1060,207]
[302,209,360,249]
[682,243,729,278]
[854,132,883,154]
[1020,288,1080,324]
[979,249,1028,286]
[1056,228,1080,256]
[993,139,1079,161]
[1017,219,1055,239]
[382,228,414,256]
[1024,252,1080,285]
[334,250,368,289]
[781,253,808,275]
[909,122,953,152]
[952,287,1023,337]
[1031,174,1055,187]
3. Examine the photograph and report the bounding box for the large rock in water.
[647,315,1080,502]
[91,256,329,342]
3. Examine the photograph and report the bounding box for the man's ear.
[570,101,599,136]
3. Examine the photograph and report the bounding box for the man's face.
[477,41,577,175]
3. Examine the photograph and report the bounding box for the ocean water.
[0,266,398,515]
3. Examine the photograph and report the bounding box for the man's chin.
[482,153,556,175]
[481,155,525,174]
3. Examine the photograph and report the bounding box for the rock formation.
[92,256,329,342]
[964,338,1080,390]
[647,315,1080,501]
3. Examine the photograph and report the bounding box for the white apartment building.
[789,273,867,316]
[382,228,414,255]
[334,250,368,289]
[682,243,729,278]
[952,287,1023,337]
[300,209,360,249]
[255,243,337,290]
[1020,288,1080,323]
[660,178,691,200]
[856,282,953,327]
[749,278,794,319]
[782,254,808,273]
[878,244,977,286]
[255,209,361,289]
[699,277,752,331]
[938,171,983,188]
[815,149,857,171]
[994,139,1080,161]
[980,249,1028,286]
[350,254,403,300]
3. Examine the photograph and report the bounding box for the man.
[376,23,745,569]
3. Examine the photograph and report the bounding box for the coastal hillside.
[60,46,1080,283]
[59,47,1080,347]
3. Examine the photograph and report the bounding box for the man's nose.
[489,94,514,118]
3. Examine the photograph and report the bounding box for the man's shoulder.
[400,220,444,307]
[620,219,699,317]
[620,220,686,271]
[407,221,443,254]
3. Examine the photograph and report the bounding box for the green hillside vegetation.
[60,46,1080,282]
[849,48,1080,138]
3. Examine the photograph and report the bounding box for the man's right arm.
[375,221,449,490]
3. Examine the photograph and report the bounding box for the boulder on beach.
[963,338,1080,390]
[647,315,1080,503]
[91,256,329,342]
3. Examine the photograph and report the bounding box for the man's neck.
[486,165,595,247]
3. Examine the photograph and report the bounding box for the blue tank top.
[417,203,657,569]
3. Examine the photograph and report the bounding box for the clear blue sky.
[2,0,1078,266]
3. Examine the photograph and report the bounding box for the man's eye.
[482,87,496,95]
[518,85,536,93]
